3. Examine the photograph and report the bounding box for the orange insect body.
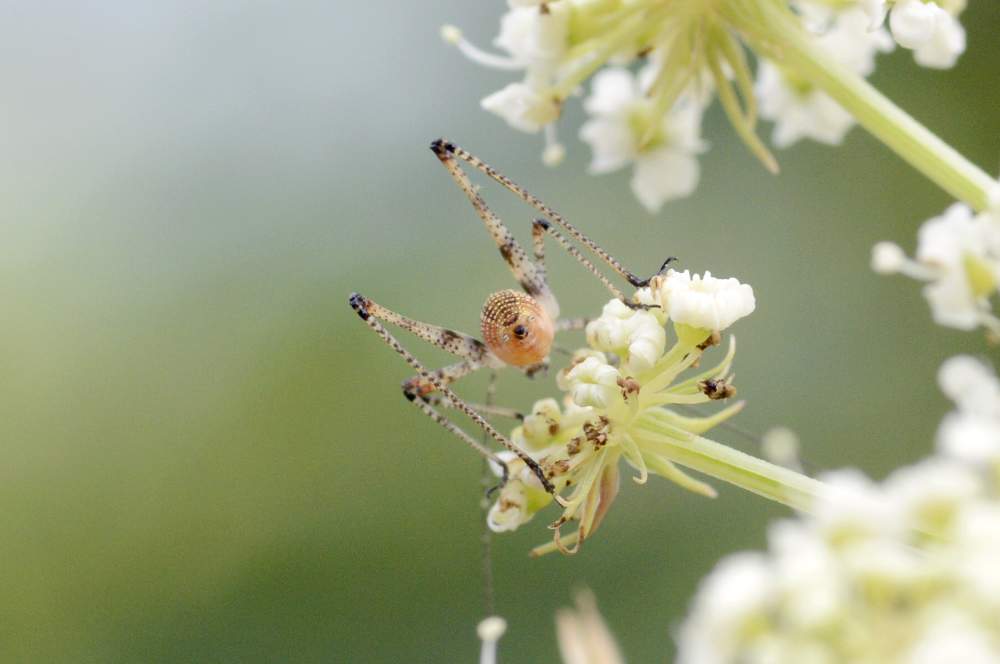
[481,289,554,367]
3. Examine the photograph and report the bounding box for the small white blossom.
[495,3,569,69]
[579,67,706,212]
[888,0,966,69]
[477,616,507,664]
[757,61,856,148]
[906,613,999,664]
[677,552,775,664]
[873,203,1000,334]
[871,240,907,274]
[814,468,900,544]
[556,591,626,664]
[585,299,666,374]
[560,355,622,409]
[481,82,560,133]
[757,8,893,149]
[656,270,757,332]
[936,356,1000,465]
[885,457,982,531]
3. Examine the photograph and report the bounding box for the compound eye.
[513,324,528,339]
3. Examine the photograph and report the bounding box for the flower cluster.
[872,203,1000,337]
[443,0,970,211]
[676,354,1000,664]
[484,269,823,555]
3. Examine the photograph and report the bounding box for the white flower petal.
[481,82,559,133]
[579,117,635,174]
[659,269,756,331]
[913,12,966,69]
[630,148,701,212]
[889,0,943,49]
[583,67,639,117]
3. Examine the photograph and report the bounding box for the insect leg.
[349,292,557,496]
[431,139,672,287]
[422,394,525,421]
[429,139,559,319]
[532,218,627,301]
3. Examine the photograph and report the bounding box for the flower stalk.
[632,414,824,513]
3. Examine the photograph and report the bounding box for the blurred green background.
[2,2,999,662]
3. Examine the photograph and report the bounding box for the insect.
[348,139,673,497]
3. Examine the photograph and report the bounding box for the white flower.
[889,0,944,49]
[495,3,569,69]
[481,81,560,133]
[579,67,706,212]
[858,0,889,29]
[819,7,894,76]
[885,457,982,531]
[756,8,892,149]
[477,616,507,664]
[813,468,900,544]
[560,355,622,409]
[556,591,626,664]
[918,205,1000,329]
[585,299,666,374]
[873,203,1000,333]
[936,356,1000,465]
[888,0,966,69]
[655,270,757,332]
[678,455,1000,664]
[757,60,856,148]
[911,12,965,69]
[906,613,999,664]
[871,240,907,274]
[677,552,775,664]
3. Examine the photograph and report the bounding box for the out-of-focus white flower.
[481,81,560,133]
[906,613,999,664]
[762,426,803,471]
[678,452,1000,664]
[872,240,907,274]
[884,457,982,532]
[444,3,569,160]
[888,0,966,69]
[677,552,775,664]
[477,616,507,664]
[495,3,570,69]
[757,61,856,148]
[556,590,626,664]
[872,203,1000,334]
[579,67,706,212]
[889,0,944,49]
[757,8,893,148]
[814,468,900,544]
[445,0,979,211]
[936,355,1000,465]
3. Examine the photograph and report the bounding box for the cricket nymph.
[481,289,554,367]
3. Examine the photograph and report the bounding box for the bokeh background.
[2,2,999,662]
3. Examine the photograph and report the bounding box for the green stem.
[633,421,823,512]
[755,6,996,211]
